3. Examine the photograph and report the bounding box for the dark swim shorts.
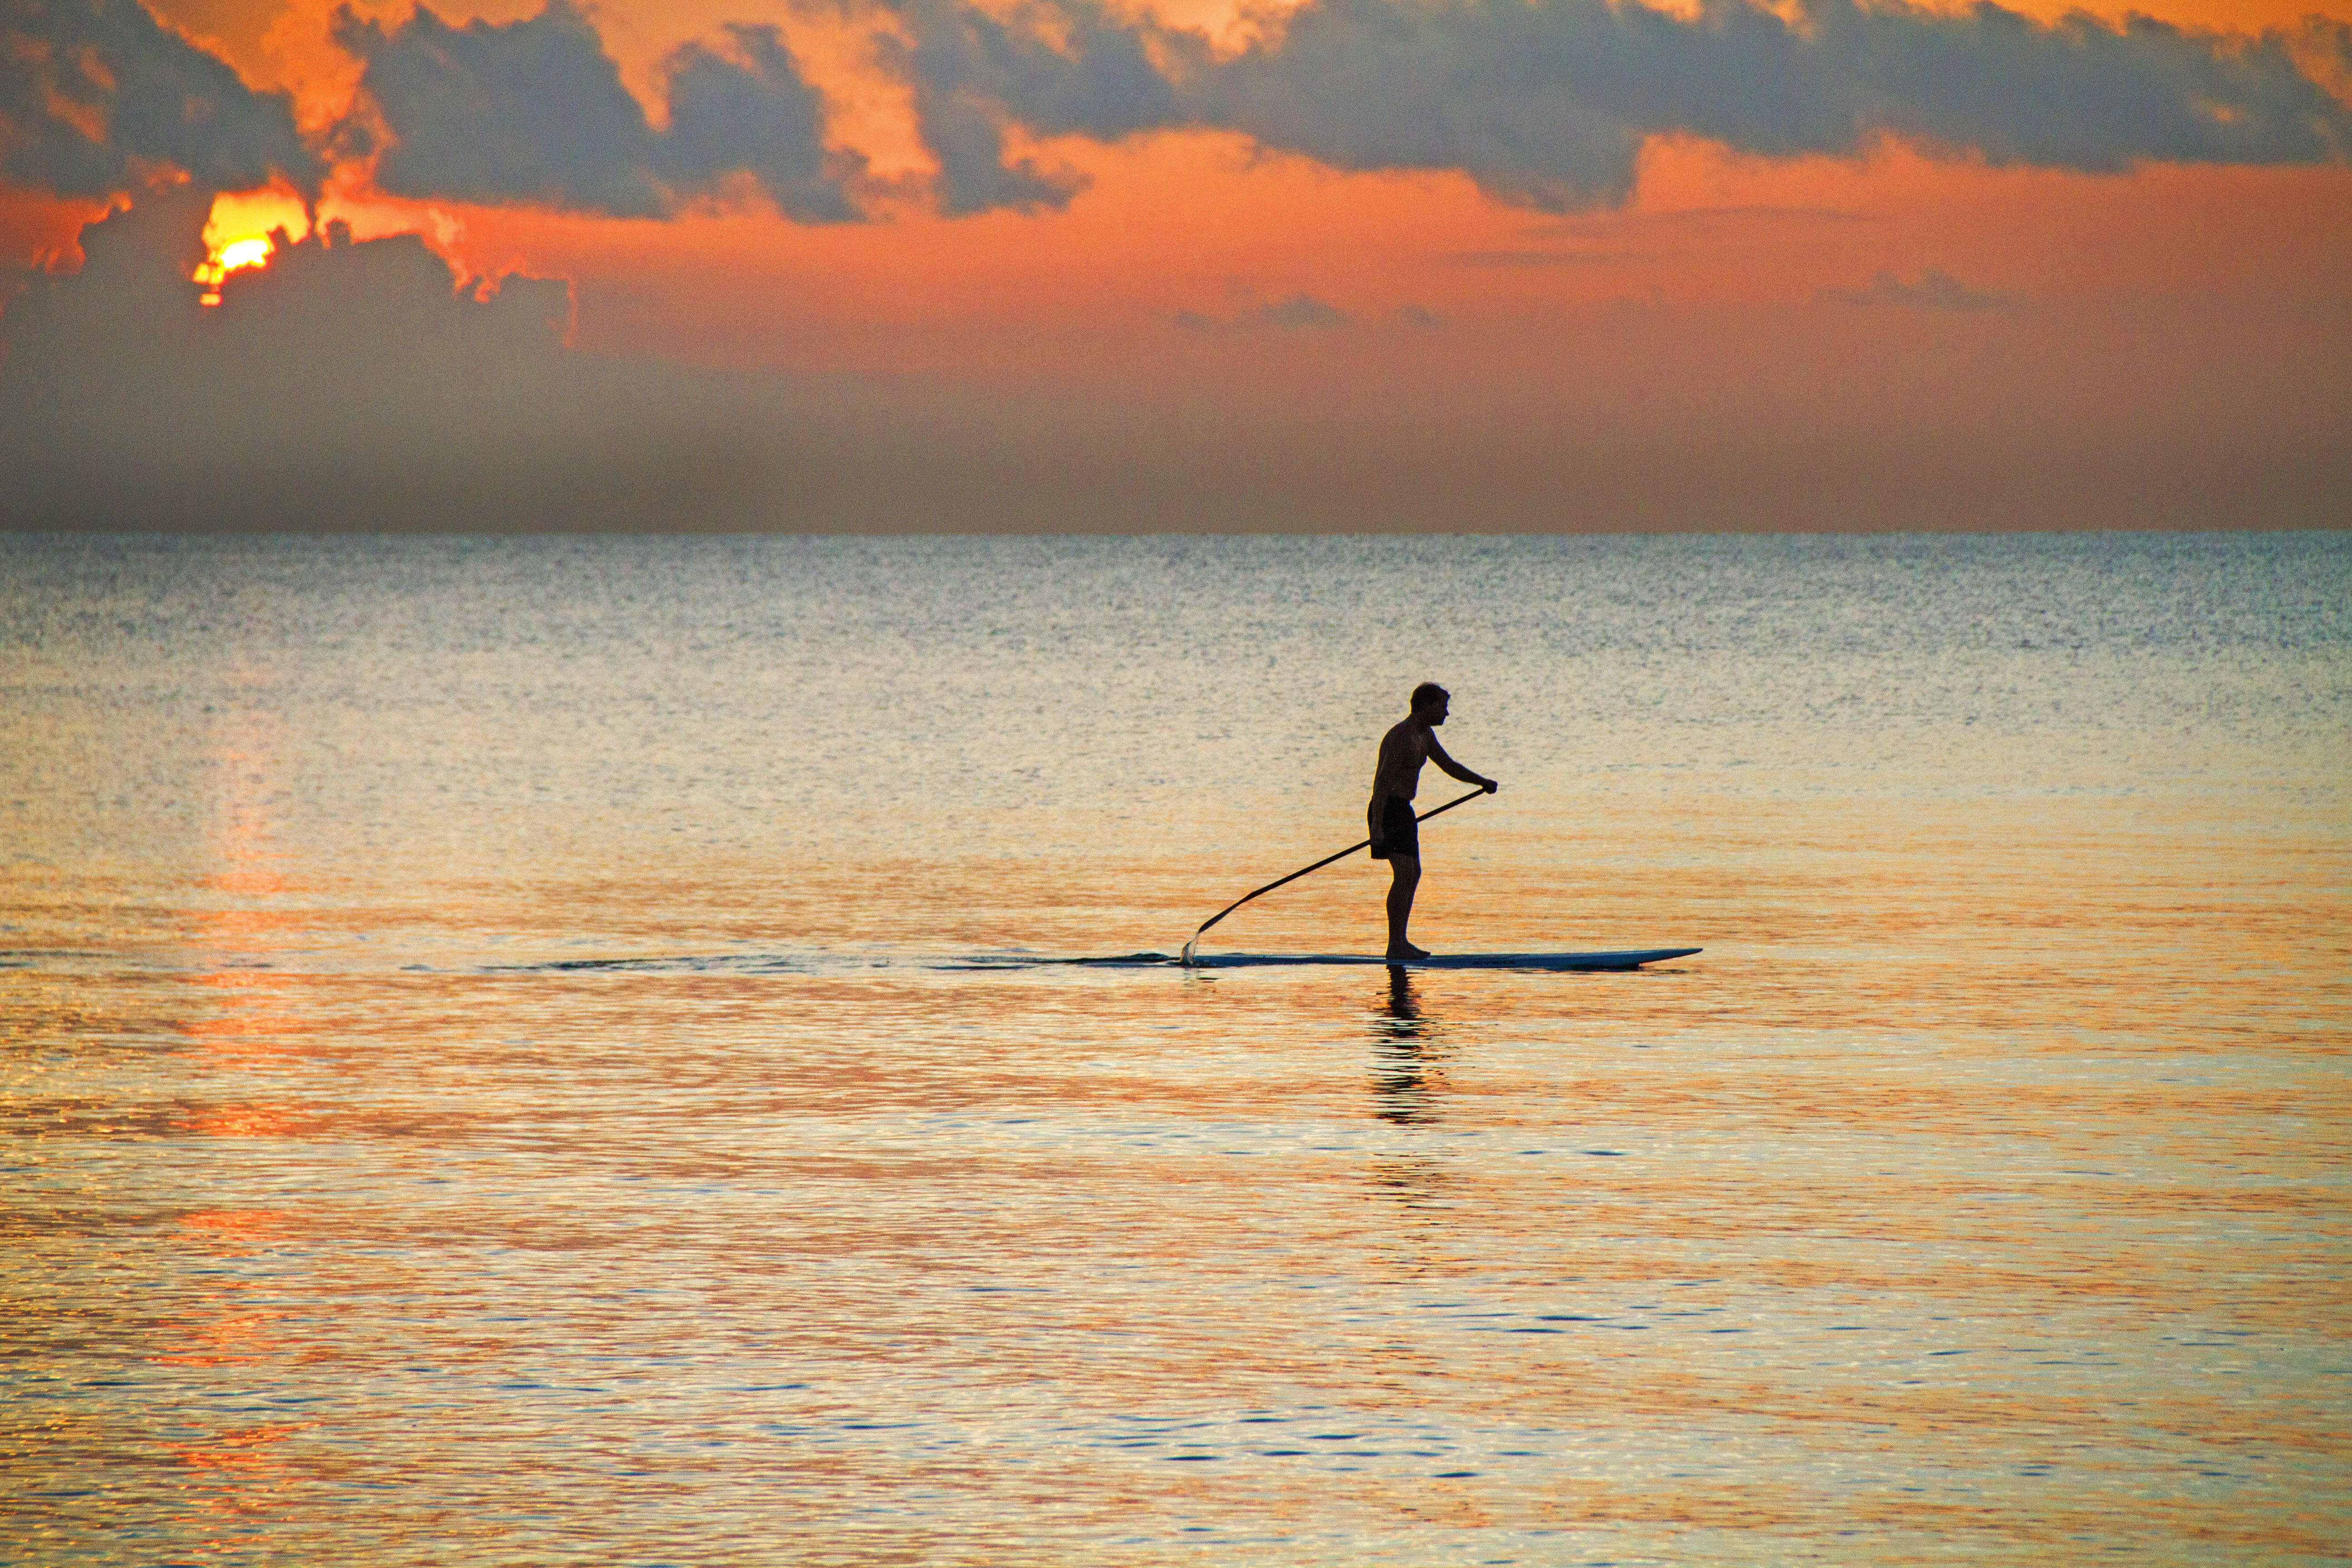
[1370,798,1419,861]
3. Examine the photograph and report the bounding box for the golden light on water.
[2,536,2344,1561]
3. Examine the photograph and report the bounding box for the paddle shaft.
[1185,786,1489,954]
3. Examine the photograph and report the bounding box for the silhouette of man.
[1369,683,1498,960]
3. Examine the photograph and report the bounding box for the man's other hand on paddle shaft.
[1368,683,1497,960]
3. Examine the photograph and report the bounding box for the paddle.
[1180,786,1491,966]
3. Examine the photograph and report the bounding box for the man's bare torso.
[1373,718,1433,802]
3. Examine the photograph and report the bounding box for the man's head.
[1411,682,1450,723]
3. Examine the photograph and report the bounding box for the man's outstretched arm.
[1426,736,1499,793]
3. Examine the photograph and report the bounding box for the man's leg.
[1386,854,1425,959]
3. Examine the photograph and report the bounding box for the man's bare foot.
[1386,941,1430,961]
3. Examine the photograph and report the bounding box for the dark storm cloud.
[330,1,859,220]
[884,0,2352,213]
[325,0,2349,221]
[11,0,2341,224]
[662,24,867,221]
[1201,0,2352,209]
[873,0,1188,212]
[329,2,668,216]
[0,0,318,197]
[1816,0,2351,173]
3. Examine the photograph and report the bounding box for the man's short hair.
[1411,682,1449,711]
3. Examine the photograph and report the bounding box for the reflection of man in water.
[1369,683,1498,960]
[1372,965,1436,1125]
[1383,962,1423,1025]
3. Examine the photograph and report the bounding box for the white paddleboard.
[1180,948,1700,971]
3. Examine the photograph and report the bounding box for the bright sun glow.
[193,234,274,305]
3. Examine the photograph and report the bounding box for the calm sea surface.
[4,533,2347,1565]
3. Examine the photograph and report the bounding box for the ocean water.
[3,532,2347,1565]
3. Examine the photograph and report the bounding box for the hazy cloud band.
[331,2,863,220]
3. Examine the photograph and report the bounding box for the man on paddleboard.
[1370,683,1498,960]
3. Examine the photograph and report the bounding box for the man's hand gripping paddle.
[1180,786,1491,966]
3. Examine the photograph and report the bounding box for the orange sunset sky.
[1,0,2347,529]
